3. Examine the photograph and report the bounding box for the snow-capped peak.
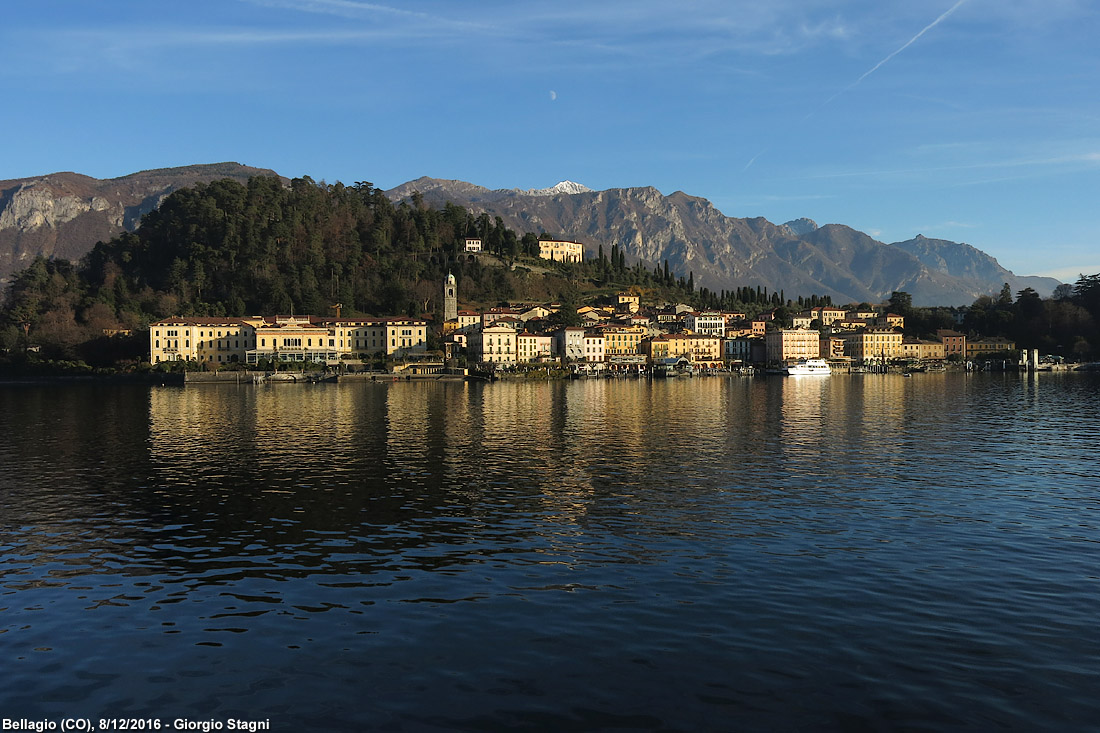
[517,180,592,196]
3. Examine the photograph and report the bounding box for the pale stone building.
[765,328,821,364]
[538,239,585,263]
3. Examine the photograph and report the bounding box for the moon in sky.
[549,90,557,101]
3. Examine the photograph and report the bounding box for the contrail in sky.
[749,1,969,171]
[818,0,970,110]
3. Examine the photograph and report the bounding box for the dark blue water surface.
[2,373,1099,731]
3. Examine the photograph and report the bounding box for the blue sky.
[3,1,1098,282]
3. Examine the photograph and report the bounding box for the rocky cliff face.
[0,163,282,284]
[387,178,1060,306]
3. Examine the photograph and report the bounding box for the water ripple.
[2,375,1099,728]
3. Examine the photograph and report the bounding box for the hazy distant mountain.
[890,234,1058,298]
[0,162,282,284]
[387,177,1060,306]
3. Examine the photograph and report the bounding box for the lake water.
[2,373,1099,731]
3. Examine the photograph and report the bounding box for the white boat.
[783,359,831,376]
[254,371,298,383]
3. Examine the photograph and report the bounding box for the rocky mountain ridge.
[0,163,282,284]
[387,177,1059,306]
[0,165,1059,306]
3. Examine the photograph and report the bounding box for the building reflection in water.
[142,376,953,563]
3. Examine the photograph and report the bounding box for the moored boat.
[783,359,831,376]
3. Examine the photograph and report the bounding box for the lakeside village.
[148,240,1041,380]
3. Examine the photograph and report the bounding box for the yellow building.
[807,306,848,325]
[326,317,428,357]
[471,323,518,366]
[601,325,646,356]
[517,332,554,362]
[538,239,585,263]
[901,338,946,361]
[766,328,821,363]
[643,333,723,367]
[617,292,640,313]
[249,316,336,363]
[149,317,254,364]
[876,313,905,329]
[151,314,427,366]
[966,337,1016,359]
[843,327,904,363]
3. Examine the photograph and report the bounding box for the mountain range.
[0,164,1058,306]
[386,177,1060,307]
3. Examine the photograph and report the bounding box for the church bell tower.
[444,272,457,322]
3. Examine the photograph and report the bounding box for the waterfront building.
[966,337,1016,360]
[766,328,821,364]
[724,336,758,365]
[537,239,585,263]
[517,332,554,363]
[554,326,587,361]
[843,326,904,363]
[582,331,606,364]
[642,335,672,362]
[601,325,646,356]
[149,317,254,364]
[643,333,723,367]
[250,315,428,363]
[250,315,338,363]
[151,313,429,366]
[901,338,946,361]
[937,329,967,360]
[470,323,518,366]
